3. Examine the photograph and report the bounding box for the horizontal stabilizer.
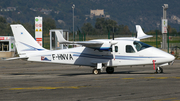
[4,57,28,61]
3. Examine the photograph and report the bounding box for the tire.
[156,67,163,73]
[93,69,101,74]
[106,67,114,74]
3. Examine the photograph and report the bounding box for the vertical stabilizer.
[10,24,46,57]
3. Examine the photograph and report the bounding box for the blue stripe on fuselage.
[72,52,163,60]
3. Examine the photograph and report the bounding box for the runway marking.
[9,86,89,90]
[122,78,135,79]
[172,77,180,79]
[152,97,177,101]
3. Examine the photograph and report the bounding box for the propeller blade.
[112,45,115,60]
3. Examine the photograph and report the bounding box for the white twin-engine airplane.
[8,24,175,74]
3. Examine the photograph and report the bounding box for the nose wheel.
[155,67,163,73]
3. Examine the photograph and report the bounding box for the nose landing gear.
[153,60,163,74]
[155,67,163,73]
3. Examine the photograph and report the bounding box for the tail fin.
[136,25,153,39]
[10,24,46,57]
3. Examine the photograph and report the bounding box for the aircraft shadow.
[113,71,156,74]
[9,71,167,77]
[58,71,167,76]
[59,73,93,76]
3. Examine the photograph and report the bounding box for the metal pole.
[72,4,75,42]
[156,30,158,48]
[167,30,169,53]
[50,30,52,50]
[162,4,168,50]
[73,7,74,41]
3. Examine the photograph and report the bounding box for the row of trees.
[81,18,131,35]
[81,18,180,37]
[0,16,56,37]
[0,16,180,39]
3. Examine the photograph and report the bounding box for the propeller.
[112,30,116,60]
[112,44,115,60]
[108,26,117,60]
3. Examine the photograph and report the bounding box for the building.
[90,9,104,16]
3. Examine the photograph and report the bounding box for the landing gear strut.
[155,67,163,73]
[106,67,114,74]
[92,63,104,74]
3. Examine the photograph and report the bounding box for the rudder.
[10,24,46,57]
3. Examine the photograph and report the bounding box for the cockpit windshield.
[133,41,152,51]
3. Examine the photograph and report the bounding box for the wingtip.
[136,25,153,40]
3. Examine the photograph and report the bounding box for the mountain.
[0,0,180,32]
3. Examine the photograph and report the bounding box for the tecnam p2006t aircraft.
[8,24,175,74]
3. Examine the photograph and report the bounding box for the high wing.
[55,30,117,50]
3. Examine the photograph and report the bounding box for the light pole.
[162,4,168,49]
[72,4,75,43]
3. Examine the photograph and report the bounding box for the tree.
[0,17,7,36]
[81,23,95,35]
[23,23,34,37]
[43,17,56,36]
[168,25,177,36]
[95,18,118,35]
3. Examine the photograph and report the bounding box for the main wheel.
[106,67,114,74]
[156,67,163,73]
[92,69,101,74]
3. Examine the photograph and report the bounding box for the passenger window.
[126,45,135,53]
[115,46,118,52]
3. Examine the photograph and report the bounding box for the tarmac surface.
[0,60,180,101]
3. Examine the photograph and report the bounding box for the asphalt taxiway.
[0,60,180,101]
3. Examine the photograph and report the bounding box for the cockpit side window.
[133,41,152,51]
[126,45,135,53]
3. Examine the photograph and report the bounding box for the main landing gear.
[92,69,101,74]
[92,63,115,74]
[92,67,115,74]
[106,67,114,74]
